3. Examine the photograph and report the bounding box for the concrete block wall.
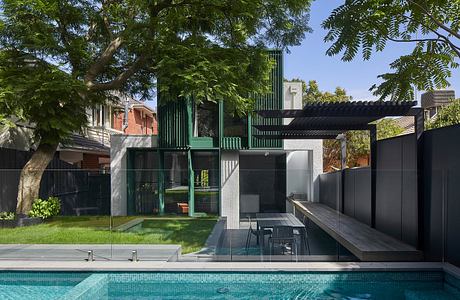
[283,81,323,202]
[110,135,157,216]
[220,151,240,229]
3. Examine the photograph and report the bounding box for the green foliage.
[0,212,15,220]
[426,99,460,129]
[287,79,352,104]
[0,0,313,121]
[28,197,61,219]
[322,0,460,101]
[0,51,105,145]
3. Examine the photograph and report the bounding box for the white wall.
[220,151,240,229]
[110,135,157,216]
[283,81,323,202]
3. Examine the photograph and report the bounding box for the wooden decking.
[291,200,423,262]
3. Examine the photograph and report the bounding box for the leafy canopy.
[0,0,313,142]
[323,0,460,101]
[426,99,460,129]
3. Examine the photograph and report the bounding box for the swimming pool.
[1,271,460,299]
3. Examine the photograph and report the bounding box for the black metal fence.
[0,148,110,215]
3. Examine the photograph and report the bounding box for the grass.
[0,215,218,254]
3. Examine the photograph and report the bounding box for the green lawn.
[0,216,217,253]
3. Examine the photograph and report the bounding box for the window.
[193,101,218,137]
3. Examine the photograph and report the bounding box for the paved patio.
[215,217,356,262]
[0,244,181,261]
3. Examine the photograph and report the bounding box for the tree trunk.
[16,143,58,216]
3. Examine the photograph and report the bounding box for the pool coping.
[0,261,455,273]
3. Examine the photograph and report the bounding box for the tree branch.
[86,54,148,91]
[84,36,124,86]
[407,0,460,40]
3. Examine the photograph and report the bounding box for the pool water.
[0,272,89,300]
[0,271,459,299]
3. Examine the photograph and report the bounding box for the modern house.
[110,51,323,228]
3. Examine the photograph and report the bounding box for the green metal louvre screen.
[251,50,283,148]
[158,100,189,149]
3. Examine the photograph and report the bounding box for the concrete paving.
[0,244,181,262]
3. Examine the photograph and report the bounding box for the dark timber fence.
[422,124,460,266]
[319,126,460,267]
[320,133,419,248]
[0,148,110,215]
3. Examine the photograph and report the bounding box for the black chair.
[268,226,298,261]
[293,214,311,255]
[245,216,272,253]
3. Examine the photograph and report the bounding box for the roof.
[110,91,156,114]
[59,134,110,154]
[394,116,415,135]
[254,101,418,139]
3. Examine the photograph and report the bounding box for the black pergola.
[253,100,424,228]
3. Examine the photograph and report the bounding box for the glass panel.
[223,104,247,137]
[129,150,159,215]
[239,153,286,215]
[163,151,189,215]
[193,101,218,137]
[192,151,219,215]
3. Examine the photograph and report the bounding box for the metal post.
[369,124,377,228]
[413,108,424,249]
[131,250,138,262]
[87,250,94,262]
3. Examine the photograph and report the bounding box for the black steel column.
[413,108,424,249]
[369,124,377,228]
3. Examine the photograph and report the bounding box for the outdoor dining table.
[255,213,307,256]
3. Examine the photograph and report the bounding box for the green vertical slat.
[251,50,282,149]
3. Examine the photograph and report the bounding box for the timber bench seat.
[290,200,423,262]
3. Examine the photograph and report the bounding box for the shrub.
[0,212,15,220]
[28,197,61,219]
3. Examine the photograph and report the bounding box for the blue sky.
[147,1,459,109]
[284,0,460,104]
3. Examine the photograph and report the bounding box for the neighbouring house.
[83,94,157,171]
[110,51,323,229]
[395,90,456,134]
[0,94,158,173]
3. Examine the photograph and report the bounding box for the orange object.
[177,203,189,214]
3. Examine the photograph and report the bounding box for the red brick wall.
[82,154,109,171]
[110,108,158,135]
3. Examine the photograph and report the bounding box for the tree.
[323,1,460,101]
[287,79,352,103]
[426,99,460,129]
[0,0,313,215]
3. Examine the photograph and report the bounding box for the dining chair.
[245,216,272,254]
[268,226,298,261]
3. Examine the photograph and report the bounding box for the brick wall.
[108,107,157,135]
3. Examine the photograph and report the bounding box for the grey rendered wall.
[423,124,460,266]
[343,167,371,226]
[110,135,157,216]
[375,134,418,247]
[319,171,342,211]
